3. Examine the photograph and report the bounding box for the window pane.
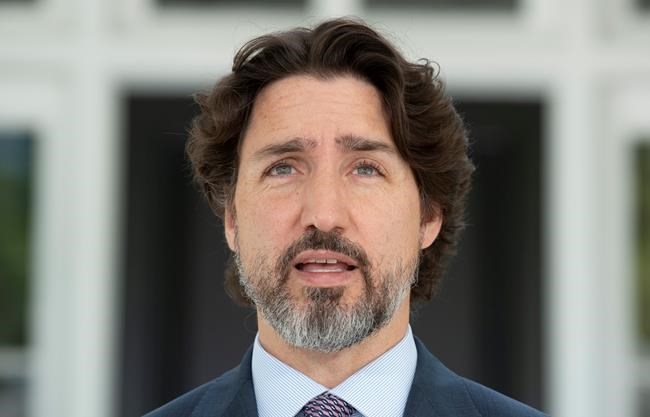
[0,131,33,417]
[636,142,650,352]
[0,132,33,347]
[366,0,516,11]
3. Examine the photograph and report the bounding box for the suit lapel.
[403,338,481,417]
[219,379,258,417]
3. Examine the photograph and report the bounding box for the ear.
[224,205,238,252]
[420,213,443,250]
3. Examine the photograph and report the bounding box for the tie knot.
[302,392,356,417]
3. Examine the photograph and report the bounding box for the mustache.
[276,229,370,281]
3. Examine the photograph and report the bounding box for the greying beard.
[257,266,413,352]
[234,230,418,352]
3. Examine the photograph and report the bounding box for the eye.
[352,160,383,177]
[266,161,296,177]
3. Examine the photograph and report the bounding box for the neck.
[257,298,410,388]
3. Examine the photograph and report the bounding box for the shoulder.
[142,379,214,417]
[410,337,549,417]
[142,347,256,417]
[460,377,549,417]
[143,367,241,417]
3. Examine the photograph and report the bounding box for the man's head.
[187,18,474,350]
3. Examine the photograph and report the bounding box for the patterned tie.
[301,392,356,417]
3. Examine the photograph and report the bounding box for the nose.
[299,170,350,233]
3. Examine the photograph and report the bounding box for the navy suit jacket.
[144,338,549,417]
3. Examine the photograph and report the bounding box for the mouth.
[293,251,359,274]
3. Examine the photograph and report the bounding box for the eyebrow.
[252,137,318,160]
[251,135,396,160]
[336,134,396,154]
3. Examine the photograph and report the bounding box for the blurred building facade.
[0,0,649,416]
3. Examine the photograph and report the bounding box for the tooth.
[302,258,344,264]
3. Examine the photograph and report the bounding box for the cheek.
[383,195,423,250]
[235,196,298,254]
[356,200,422,257]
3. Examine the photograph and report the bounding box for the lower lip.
[293,267,358,287]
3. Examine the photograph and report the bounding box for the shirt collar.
[252,326,418,417]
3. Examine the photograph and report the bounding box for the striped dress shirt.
[251,326,418,417]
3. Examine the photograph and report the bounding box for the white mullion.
[29,83,76,417]
[65,1,120,417]
[547,72,606,417]
[67,70,119,417]
[603,96,636,417]
[544,1,606,416]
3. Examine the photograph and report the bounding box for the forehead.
[240,75,394,154]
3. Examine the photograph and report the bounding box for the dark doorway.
[412,100,544,409]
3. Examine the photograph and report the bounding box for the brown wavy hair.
[187,17,474,307]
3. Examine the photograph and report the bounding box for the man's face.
[225,75,441,352]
